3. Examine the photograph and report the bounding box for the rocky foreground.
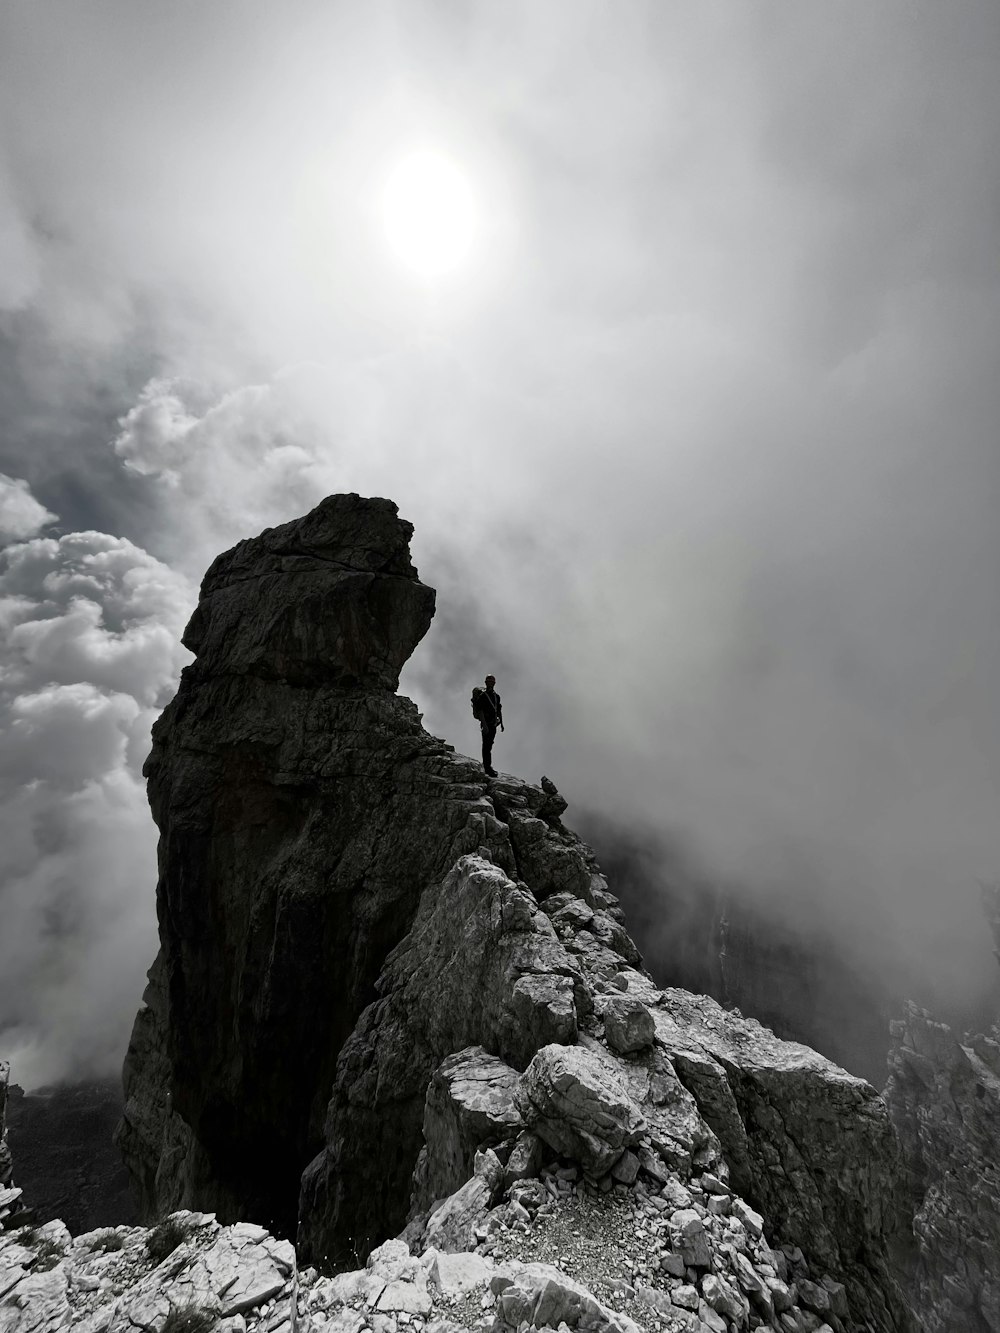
[1,997,888,1333]
[3,493,994,1331]
[0,1152,866,1333]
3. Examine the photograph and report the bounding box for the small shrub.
[32,1239,63,1272]
[89,1229,125,1253]
[161,1306,216,1333]
[145,1216,191,1264]
[14,1226,63,1271]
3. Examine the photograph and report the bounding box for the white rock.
[671,1284,699,1311]
[731,1199,764,1237]
[0,1265,71,1333]
[428,1252,499,1296]
[368,1239,411,1271]
[327,1311,367,1333]
[375,1281,433,1316]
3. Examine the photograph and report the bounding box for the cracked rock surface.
[0,1211,294,1333]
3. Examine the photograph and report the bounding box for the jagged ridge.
[116,494,913,1332]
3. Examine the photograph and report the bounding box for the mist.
[1,1,998,1086]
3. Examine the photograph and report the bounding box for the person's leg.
[482,724,497,773]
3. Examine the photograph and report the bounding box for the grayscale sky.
[1,1,997,1087]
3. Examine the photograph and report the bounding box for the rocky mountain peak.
[105,494,922,1332]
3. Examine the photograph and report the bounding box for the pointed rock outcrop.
[117,495,512,1237]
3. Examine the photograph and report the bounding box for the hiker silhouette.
[471,674,503,777]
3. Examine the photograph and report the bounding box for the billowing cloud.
[0,2,998,1083]
[0,491,193,1088]
[0,473,56,543]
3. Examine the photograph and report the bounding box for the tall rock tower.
[117,495,513,1236]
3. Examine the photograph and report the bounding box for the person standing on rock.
[472,674,503,777]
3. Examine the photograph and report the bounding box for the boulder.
[514,1044,646,1175]
[670,1209,712,1269]
[602,995,655,1054]
[493,1263,642,1333]
[410,1047,523,1210]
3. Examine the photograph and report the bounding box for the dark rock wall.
[118,496,509,1236]
[4,1080,136,1233]
[0,1062,12,1191]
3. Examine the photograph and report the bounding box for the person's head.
[485,675,496,688]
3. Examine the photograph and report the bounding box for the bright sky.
[0,1,998,1086]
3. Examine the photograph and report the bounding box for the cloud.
[0,492,193,1088]
[0,2,998,1081]
[0,473,56,543]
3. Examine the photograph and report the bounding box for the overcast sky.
[1,1,997,1089]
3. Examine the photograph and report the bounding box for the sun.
[381,150,477,279]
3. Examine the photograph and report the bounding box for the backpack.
[471,687,486,721]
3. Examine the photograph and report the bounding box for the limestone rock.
[0,1211,296,1333]
[422,1173,495,1254]
[493,1262,642,1333]
[601,995,655,1054]
[670,1208,711,1269]
[702,1272,747,1322]
[503,1131,544,1187]
[410,1046,523,1211]
[298,856,591,1263]
[653,988,909,1327]
[513,1043,646,1175]
[427,1250,498,1297]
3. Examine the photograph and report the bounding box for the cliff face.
[117,495,514,1237]
[3,1081,136,1234]
[0,1061,18,1226]
[119,494,913,1331]
[885,895,1000,1331]
[0,1062,27,1231]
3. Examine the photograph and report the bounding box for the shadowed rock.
[117,496,504,1238]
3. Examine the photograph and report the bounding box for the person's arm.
[498,695,504,731]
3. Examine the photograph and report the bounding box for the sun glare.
[382,150,477,278]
